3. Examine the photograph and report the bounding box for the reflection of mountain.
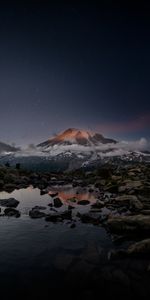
[0,141,18,153]
[37,128,116,148]
[49,190,96,203]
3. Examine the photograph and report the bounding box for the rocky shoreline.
[0,162,150,297]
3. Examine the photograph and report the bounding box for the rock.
[3,183,16,192]
[114,195,137,204]
[108,214,150,233]
[111,269,130,287]
[77,212,101,225]
[50,192,58,197]
[40,190,47,195]
[95,179,106,187]
[45,210,72,222]
[53,254,74,270]
[0,180,4,189]
[29,209,46,218]
[77,200,90,205]
[4,208,20,217]
[141,210,150,215]
[91,200,104,209]
[0,198,19,208]
[53,197,63,208]
[45,213,61,222]
[105,184,118,193]
[32,206,46,210]
[118,180,143,193]
[81,244,100,264]
[61,210,72,220]
[68,205,75,210]
[127,239,150,256]
[130,198,143,211]
[68,197,77,203]
[70,223,76,228]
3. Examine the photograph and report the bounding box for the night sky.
[0,1,150,146]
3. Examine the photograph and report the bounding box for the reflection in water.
[0,186,98,214]
[0,186,113,297]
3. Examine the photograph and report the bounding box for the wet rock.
[141,210,150,215]
[70,223,76,228]
[3,183,16,192]
[81,244,100,264]
[29,209,46,218]
[105,184,118,193]
[108,214,150,233]
[118,180,143,193]
[68,205,75,210]
[40,189,47,195]
[45,210,72,222]
[77,212,101,225]
[78,200,90,205]
[0,198,19,208]
[4,207,20,217]
[111,269,130,287]
[114,195,137,205]
[53,254,74,270]
[61,210,72,220]
[50,192,58,197]
[127,238,150,256]
[32,206,46,210]
[0,180,4,189]
[130,198,143,211]
[68,197,77,203]
[53,197,63,208]
[91,200,104,209]
[45,213,61,222]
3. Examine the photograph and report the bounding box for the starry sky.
[0,1,150,146]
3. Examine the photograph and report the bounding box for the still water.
[0,186,113,297]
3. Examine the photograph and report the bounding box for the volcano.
[37,128,116,148]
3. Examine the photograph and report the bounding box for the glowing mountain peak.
[38,128,116,148]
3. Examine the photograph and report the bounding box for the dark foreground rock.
[4,207,20,217]
[77,200,90,205]
[53,197,63,208]
[0,198,19,208]
[108,214,150,233]
[29,209,46,218]
[45,210,72,222]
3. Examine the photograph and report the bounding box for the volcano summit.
[37,128,116,148]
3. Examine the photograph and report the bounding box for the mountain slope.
[0,141,18,153]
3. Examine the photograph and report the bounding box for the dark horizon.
[0,1,150,146]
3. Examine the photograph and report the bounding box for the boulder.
[53,197,63,208]
[127,239,150,256]
[77,200,90,205]
[4,208,20,217]
[29,209,46,218]
[0,198,19,208]
[108,215,150,233]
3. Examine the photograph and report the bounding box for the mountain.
[0,141,18,153]
[0,129,149,172]
[37,128,116,148]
